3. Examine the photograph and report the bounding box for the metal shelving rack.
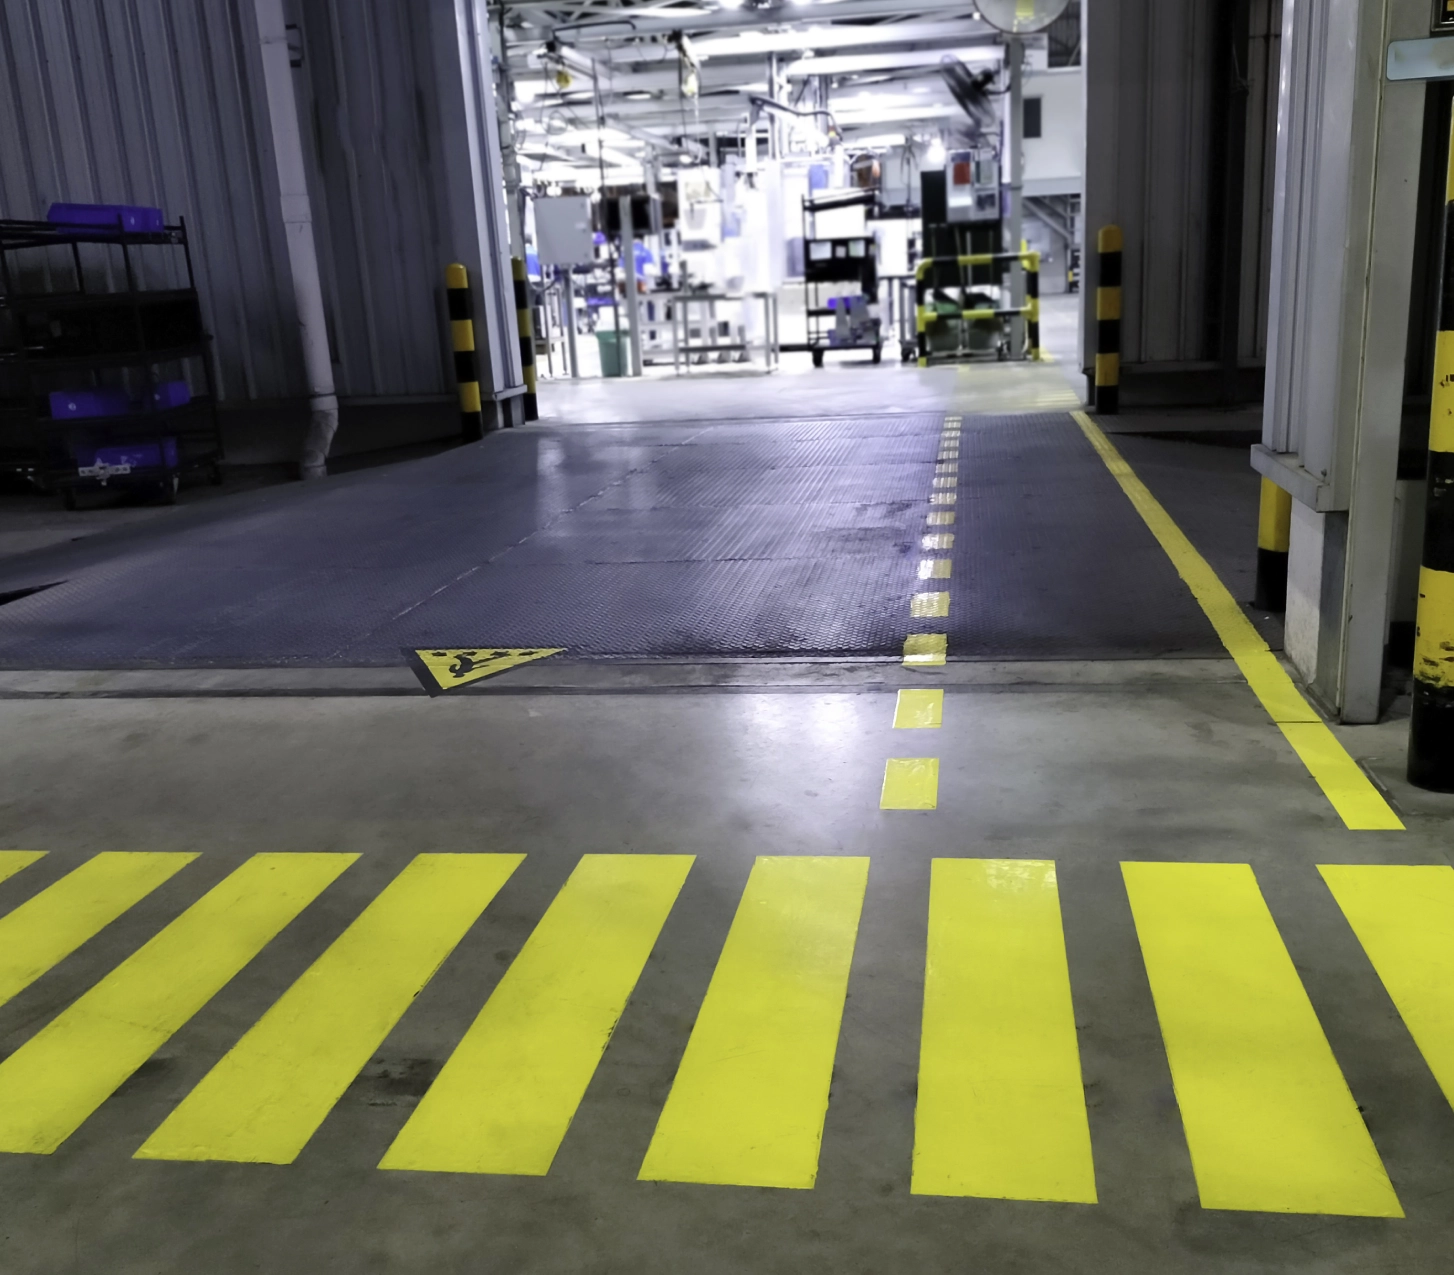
[0,215,223,507]
[783,190,883,368]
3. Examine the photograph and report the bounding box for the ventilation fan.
[975,0,1072,35]
[939,58,1000,136]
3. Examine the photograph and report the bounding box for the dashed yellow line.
[882,758,940,809]
[894,689,944,728]
[911,592,950,618]
[903,634,947,666]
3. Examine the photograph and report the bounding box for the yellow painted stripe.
[917,559,951,580]
[0,851,44,887]
[903,633,947,667]
[136,854,523,1165]
[1122,862,1401,1216]
[0,853,354,1155]
[449,318,475,353]
[1319,864,1454,1110]
[936,463,958,475]
[1431,330,1454,454]
[1093,353,1119,386]
[1415,566,1454,688]
[926,511,954,527]
[921,533,954,550]
[638,856,868,1188]
[381,854,693,1175]
[894,689,943,728]
[881,758,939,809]
[932,476,956,489]
[929,492,956,505]
[913,859,1096,1202]
[1095,288,1122,322]
[458,381,482,413]
[1072,411,1402,831]
[1257,477,1292,553]
[0,852,196,1010]
[911,592,949,618]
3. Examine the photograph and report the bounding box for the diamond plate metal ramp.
[0,412,1219,668]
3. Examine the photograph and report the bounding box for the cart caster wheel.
[207,462,224,486]
[61,488,78,512]
[811,349,824,369]
[157,474,180,505]
[872,345,883,365]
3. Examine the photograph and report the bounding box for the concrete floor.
[0,327,1448,1273]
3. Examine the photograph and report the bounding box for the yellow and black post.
[1095,225,1122,414]
[1025,250,1041,360]
[512,256,538,422]
[1253,477,1292,611]
[445,263,485,441]
[1409,117,1454,789]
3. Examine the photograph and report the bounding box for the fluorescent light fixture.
[927,136,946,165]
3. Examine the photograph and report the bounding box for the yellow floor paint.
[911,592,950,618]
[0,851,45,887]
[917,559,952,580]
[1320,865,1454,1111]
[136,854,524,1165]
[926,512,954,527]
[932,476,956,489]
[913,860,1096,1202]
[922,534,954,550]
[638,856,869,1189]
[936,463,958,475]
[0,852,196,1010]
[0,853,355,1156]
[903,634,947,667]
[930,493,956,505]
[894,689,944,728]
[881,758,939,809]
[1122,862,1402,1217]
[1072,411,1402,831]
[381,854,693,1175]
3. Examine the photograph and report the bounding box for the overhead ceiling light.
[719,0,744,8]
[926,136,946,165]
[624,90,656,100]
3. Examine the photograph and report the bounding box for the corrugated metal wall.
[0,0,453,405]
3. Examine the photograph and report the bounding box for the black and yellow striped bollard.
[1253,478,1292,612]
[1409,115,1454,790]
[512,256,538,423]
[1095,225,1122,414]
[446,263,485,442]
[1025,250,1041,361]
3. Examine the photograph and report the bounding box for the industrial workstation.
[0,1,1453,1272]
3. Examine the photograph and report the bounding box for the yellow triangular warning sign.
[405,647,565,694]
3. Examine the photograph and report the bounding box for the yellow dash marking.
[1072,411,1402,831]
[926,511,955,526]
[930,492,957,505]
[0,853,355,1155]
[136,854,524,1165]
[913,859,1096,1202]
[881,758,939,810]
[911,592,950,618]
[0,852,196,1010]
[1122,862,1401,1216]
[894,689,943,728]
[382,854,693,1175]
[903,634,947,667]
[922,534,954,551]
[936,465,959,478]
[932,476,956,489]
[638,856,868,1188]
[918,559,952,580]
[1320,865,1454,1114]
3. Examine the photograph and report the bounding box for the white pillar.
[252,0,337,479]
[1006,37,1025,357]
[621,196,644,378]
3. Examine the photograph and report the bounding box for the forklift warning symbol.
[405,647,565,694]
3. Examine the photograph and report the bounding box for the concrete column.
[1253,0,1427,719]
[427,0,526,430]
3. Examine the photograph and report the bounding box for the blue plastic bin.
[46,203,165,234]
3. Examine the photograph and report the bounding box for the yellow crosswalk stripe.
[1320,864,1454,1112]
[0,852,195,1010]
[894,689,943,728]
[381,854,692,1175]
[0,853,355,1155]
[913,859,1096,1202]
[1122,862,1401,1216]
[135,854,523,1165]
[881,758,939,809]
[638,856,868,1189]
[0,851,45,887]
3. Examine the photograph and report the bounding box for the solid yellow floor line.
[0,851,45,888]
[881,758,939,809]
[0,852,196,1010]
[381,854,692,1176]
[1122,862,1401,1216]
[1320,864,1454,1111]
[912,859,1096,1202]
[894,689,944,728]
[136,853,523,1165]
[0,853,355,1155]
[1072,411,1402,831]
[638,856,869,1189]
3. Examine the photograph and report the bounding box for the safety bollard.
[1025,250,1041,360]
[1253,477,1292,612]
[445,263,485,442]
[1409,116,1454,790]
[512,257,538,423]
[1095,225,1122,414]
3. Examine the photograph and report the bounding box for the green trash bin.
[596,329,625,378]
